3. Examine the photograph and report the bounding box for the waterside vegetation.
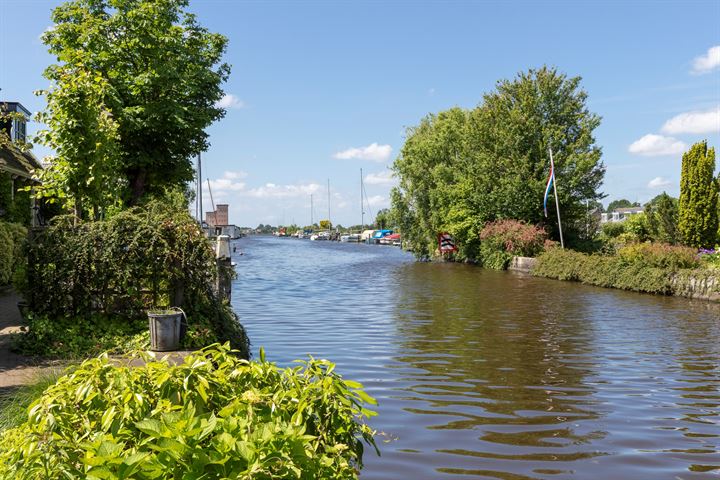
[390,67,605,261]
[0,345,378,480]
[15,199,249,359]
[388,67,719,300]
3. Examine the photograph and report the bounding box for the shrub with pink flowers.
[479,220,547,269]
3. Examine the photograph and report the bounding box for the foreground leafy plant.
[0,370,64,433]
[0,344,378,479]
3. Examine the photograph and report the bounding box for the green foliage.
[392,67,605,260]
[678,141,719,248]
[533,244,702,295]
[478,219,547,269]
[36,0,230,209]
[621,213,650,242]
[0,370,64,433]
[0,172,33,226]
[0,344,378,480]
[0,221,27,285]
[374,208,390,230]
[12,313,149,359]
[34,67,121,217]
[600,221,625,238]
[616,242,700,269]
[645,192,679,244]
[23,200,249,356]
[698,249,720,270]
[606,199,639,212]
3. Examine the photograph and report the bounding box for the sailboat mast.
[310,194,314,227]
[360,168,364,231]
[197,153,203,223]
[207,179,216,214]
[327,178,331,230]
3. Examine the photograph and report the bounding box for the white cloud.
[647,177,672,188]
[223,171,247,180]
[660,106,720,135]
[243,182,321,199]
[208,171,248,193]
[333,143,392,162]
[628,134,687,156]
[215,94,245,109]
[364,170,397,186]
[691,45,720,74]
[366,195,388,207]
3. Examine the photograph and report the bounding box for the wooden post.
[215,235,232,302]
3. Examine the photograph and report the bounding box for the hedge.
[532,244,713,297]
[0,221,27,285]
[20,201,248,357]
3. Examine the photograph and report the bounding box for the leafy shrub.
[0,344,378,480]
[22,200,249,356]
[622,213,651,242]
[600,221,625,238]
[532,247,683,295]
[479,219,547,269]
[617,242,700,269]
[0,221,27,285]
[530,248,586,281]
[12,313,149,359]
[0,370,64,433]
[698,248,720,270]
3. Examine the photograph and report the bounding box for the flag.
[543,163,554,217]
[438,232,458,253]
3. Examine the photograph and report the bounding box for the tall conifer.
[678,141,718,248]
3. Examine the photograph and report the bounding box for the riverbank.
[525,249,720,302]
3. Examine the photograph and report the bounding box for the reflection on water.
[231,236,720,479]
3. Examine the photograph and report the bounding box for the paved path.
[0,290,57,390]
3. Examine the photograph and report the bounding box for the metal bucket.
[148,309,183,351]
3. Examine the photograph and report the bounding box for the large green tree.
[678,141,718,248]
[606,199,640,213]
[392,67,605,258]
[644,192,679,244]
[36,0,230,212]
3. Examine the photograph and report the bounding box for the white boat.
[360,229,375,242]
[310,232,330,241]
[340,233,361,242]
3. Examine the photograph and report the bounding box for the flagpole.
[548,146,564,249]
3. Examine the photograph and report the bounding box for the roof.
[0,102,31,118]
[614,207,643,214]
[0,144,42,180]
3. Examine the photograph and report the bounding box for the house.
[0,102,43,226]
[600,206,644,223]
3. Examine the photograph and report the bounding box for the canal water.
[231,236,720,479]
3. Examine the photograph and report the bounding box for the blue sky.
[1,0,719,227]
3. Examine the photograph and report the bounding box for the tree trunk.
[73,197,83,226]
[128,168,147,206]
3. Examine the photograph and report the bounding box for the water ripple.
[231,236,720,479]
